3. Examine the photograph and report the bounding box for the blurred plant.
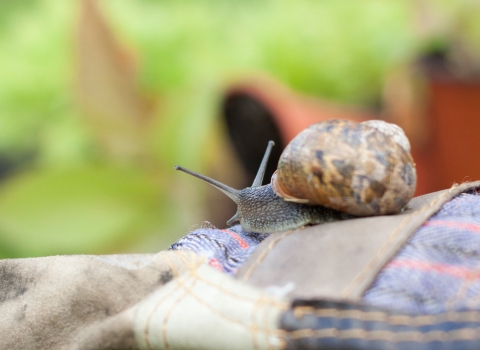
[0,0,176,257]
[0,0,428,258]
[415,0,480,78]
[78,0,155,162]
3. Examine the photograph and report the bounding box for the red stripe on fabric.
[387,259,480,280]
[221,230,249,249]
[423,220,480,232]
[208,258,224,272]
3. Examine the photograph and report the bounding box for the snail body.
[175,119,416,233]
[233,181,351,233]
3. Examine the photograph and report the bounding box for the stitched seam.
[340,214,411,298]
[242,230,296,281]
[172,250,204,272]
[188,266,286,307]
[190,263,288,336]
[161,287,190,350]
[262,296,273,350]
[341,185,458,298]
[262,296,282,350]
[145,253,198,350]
[288,327,480,342]
[291,306,480,325]
[159,251,203,277]
[194,272,286,308]
[161,253,200,350]
[170,262,287,338]
[170,251,288,339]
[252,293,288,350]
[173,250,287,310]
[163,279,199,350]
[143,283,183,350]
[250,295,263,350]
[143,254,189,350]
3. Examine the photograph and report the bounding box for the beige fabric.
[132,255,286,350]
[0,252,193,349]
[236,181,480,300]
[0,251,287,350]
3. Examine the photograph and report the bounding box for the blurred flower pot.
[221,77,376,185]
[221,67,480,198]
[412,57,480,194]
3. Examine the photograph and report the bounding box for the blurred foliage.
[0,0,478,258]
[103,1,416,105]
[413,0,480,77]
[0,166,161,257]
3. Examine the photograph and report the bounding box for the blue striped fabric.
[169,224,269,275]
[364,190,480,313]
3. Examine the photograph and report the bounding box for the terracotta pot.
[415,76,480,194]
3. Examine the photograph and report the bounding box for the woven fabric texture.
[169,225,269,275]
[364,190,480,313]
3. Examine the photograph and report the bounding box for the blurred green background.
[0,0,479,257]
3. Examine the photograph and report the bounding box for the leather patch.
[236,181,480,301]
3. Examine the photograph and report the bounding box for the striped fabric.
[364,190,480,313]
[169,224,269,275]
[170,190,480,314]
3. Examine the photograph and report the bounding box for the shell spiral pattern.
[272,119,417,216]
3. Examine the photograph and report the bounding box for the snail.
[175,119,416,233]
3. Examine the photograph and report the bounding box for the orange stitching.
[191,268,286,308]
[189,257,289,317]
[161,253,203,350]
[173,250,205,272]
[341,185,458,298]
[261,295,274,350]
[257,293,289,350]
[166,263,286,339]
[143,279,183,349]
[288,327,480,342]
[144,252,197,349]
[161,251,286,309]
[250,294,263,350]
[163,252,288,345]
[241,230,296,281]
[144,252,203,349]
[257,294,287,350]
[161,287,189,350]
[172,251,287,308]
[162,278,198,349]
[291,306,480,326]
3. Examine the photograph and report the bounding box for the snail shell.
[271,119,416,216]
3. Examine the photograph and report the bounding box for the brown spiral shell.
[271,119,417,216]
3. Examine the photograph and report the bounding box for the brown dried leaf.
[77,0,154,161]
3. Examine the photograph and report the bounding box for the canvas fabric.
[0,251,286,350]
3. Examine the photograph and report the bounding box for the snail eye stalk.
[252,141,275,188]
[174,165,240,203]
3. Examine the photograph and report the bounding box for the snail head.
[174,141,275,227]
